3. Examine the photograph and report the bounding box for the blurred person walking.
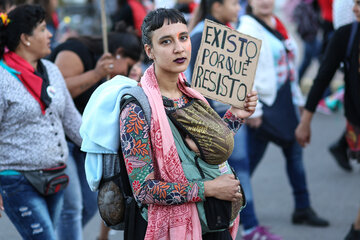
[48,27,142,240]
[0,4,82,240]
[326,0,357,173]
[237,0,329,238]
[296,1,360,239]
[292,0,321,83]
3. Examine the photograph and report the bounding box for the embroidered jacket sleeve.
[119,102,205,206]
[223,110,244,134]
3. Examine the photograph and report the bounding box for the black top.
[48,39,104,114]
[305,23,360,127]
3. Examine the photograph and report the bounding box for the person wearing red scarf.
[0,5,82,240]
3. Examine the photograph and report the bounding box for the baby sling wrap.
[164,97,246,233]
[164,97,234,165]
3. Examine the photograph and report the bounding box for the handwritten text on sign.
[191,20,262,109]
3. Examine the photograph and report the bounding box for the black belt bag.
[23,164,69,196]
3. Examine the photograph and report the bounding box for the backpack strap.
[344,21,358,72]
[120,86,151,124]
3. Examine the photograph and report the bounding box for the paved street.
[1,110,359,240]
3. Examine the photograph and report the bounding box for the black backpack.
[97,86,151,231]
[292,1,320,41]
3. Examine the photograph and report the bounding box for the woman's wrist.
[300,109,313,125]
[204,180,214,197]
[227,107,245,121]
[92,69,105,81]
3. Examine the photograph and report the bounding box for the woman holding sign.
[80,8,258,240]
[237,0,329,235]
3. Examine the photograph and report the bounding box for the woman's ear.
[144,44,154,60]
[20,33,31,47]
[115,47,124,59]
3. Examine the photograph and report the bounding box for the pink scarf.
[140,64,239,239]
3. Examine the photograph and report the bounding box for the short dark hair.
[0,4,46,59]
[141,8,187,46]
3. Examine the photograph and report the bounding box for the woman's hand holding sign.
[229,90,258,119]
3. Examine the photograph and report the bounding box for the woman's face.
[218,0,241,23]
[353,0,360,22]
[145,21,191,76]
[26,20,53,59]
[248,0,274,18]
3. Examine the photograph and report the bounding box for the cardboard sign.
[191,20,262,109]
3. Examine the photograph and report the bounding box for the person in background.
[48,27,142,240]
[128,60,143,82]
[33,0,59,49]
[296,1,360,239]
[326,0,357,172]
[0,4,82,240]
[110,0,147,38]
[237,0,329,238]
[186,0,240,81]
[318,0,334,57]
[292,0,321,83]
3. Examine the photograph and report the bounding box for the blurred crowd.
[0,0,359,240]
